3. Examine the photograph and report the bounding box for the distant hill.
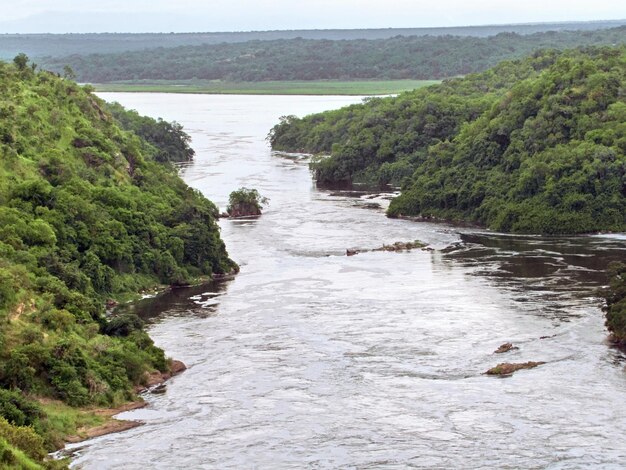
[0,19,625,59]
[39,26,626,83]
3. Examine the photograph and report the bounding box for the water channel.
[67,93,626,469]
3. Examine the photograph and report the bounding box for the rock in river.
[486,361,546,376]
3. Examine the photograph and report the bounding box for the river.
[68,93,626,469]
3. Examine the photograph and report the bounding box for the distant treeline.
[269,46,626,234]
[1,20,624,59]
[40,27,626,83]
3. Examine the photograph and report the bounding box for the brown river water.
[65,93,626,469]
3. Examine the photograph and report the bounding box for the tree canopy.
[270,47,626,234]
[39,27,626,83]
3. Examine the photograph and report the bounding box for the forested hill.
[40,27,626,83]
[269,47,626,234]
[1,20,624,60]
[0,56,235,467]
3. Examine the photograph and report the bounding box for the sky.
[1,0,625,33]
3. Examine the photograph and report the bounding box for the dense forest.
[2,20,625,60]
[39,27,626,83]
[269,46,626,234]
[104,102,195,163]
[0,56,235,467]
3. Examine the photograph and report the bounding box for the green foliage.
[0,417,47,462]
[0,390,42,428]
[1,22,625,60]
[39,27,626,83]
[0,57,237,464]
[102,314,144,337]
[605,263,626,342]
[271,47,626,234]
[105,102,194,163]
[227,188,268,217]
[12,54,28,71]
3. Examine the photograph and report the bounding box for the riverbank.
[93,79,440,95]
[57,359,187,447]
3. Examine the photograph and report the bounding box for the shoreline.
[79,274,236,447]
[93,79,439,96]
[62,360,187,445]
[63,401,147,444]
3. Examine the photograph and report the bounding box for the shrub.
[0,390,42,427]
[102,314,144,337]
[0,417,46,461]
[226,188,268,217]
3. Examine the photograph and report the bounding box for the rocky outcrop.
[486,361,545,376]
[137,359,187,392]
[346,240,427,256]
[227,202,262,218]
[494,343,519,354]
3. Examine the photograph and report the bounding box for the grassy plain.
[93,79,441,95]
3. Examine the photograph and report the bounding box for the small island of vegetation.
[226,188,268,217]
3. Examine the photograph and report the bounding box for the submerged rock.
[494,342,519,354]
[359,202,382,209]
[346,240,428,256]
[372,241,427,252]
[486,361,545,376]
[150,384,167,394]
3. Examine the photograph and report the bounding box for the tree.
[226,188,268,217]
[13,53,28,71]
[63,65,76,80]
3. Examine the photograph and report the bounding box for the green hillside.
[269,47,626,234]
[0,56,236,467]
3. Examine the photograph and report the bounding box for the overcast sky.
[1,0,626,33]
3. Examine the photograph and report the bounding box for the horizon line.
[1,17,625,36]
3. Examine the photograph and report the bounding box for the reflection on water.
[69,93,626,469]
[443,233,626,321]
[117,282,229,321]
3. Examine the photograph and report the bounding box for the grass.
[0,438,43,470]
[93,79,441,95]
[39,401,106,447]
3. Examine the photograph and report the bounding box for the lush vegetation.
[2,21,624,60]
[40,27,626,83]
[0,56,236,466]
[227,188,268,217]
[95,79,439,96]
[605,263,626,343]
[270,47,626,234]
[105,102,194,163]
